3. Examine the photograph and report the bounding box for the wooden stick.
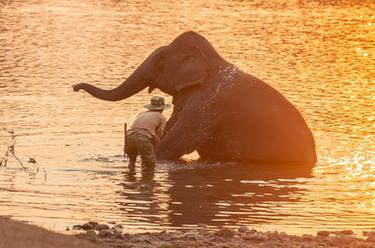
[124,123,127,157]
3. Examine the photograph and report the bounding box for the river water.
[0,0,374,235]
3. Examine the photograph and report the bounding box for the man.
[125,96,171,172]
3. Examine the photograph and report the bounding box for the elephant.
[73,31,317,166]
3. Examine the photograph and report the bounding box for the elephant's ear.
[175,46,209,92]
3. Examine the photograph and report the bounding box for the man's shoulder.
[151,111,166,122]
[137,110,148,116]
[141,111,165,119]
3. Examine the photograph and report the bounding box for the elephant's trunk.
[77,46,166,101]
[77,77,145,102]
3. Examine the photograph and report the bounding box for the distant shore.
[2,218,375,248]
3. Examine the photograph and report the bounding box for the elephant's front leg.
[163,93,189,136]
[163,107,180,136]
[156,107,216,160]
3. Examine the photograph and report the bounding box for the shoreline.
[0,217,103,248]
[2,218,375,248]
[76,223,375,248]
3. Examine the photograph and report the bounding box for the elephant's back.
[199,74,316,165]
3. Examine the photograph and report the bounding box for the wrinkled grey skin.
[73,31,316,166]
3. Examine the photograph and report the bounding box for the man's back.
[129,111,166,140]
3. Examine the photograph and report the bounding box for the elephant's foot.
[128,159,136,172]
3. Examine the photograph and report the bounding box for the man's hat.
[144,96,171,110]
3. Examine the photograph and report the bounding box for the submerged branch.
[1,128,46,180]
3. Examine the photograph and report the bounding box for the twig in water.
[28,157,37,164]
[43,168,47,181]
[0,129,25,169]
[1,129,46,180]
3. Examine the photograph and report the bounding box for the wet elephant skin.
[73,31,316,166]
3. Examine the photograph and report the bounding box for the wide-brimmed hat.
[144,96,172,110]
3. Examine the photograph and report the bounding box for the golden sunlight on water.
[0,0,374,235]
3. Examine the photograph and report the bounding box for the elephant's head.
[73,32,223,101]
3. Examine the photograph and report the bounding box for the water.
[0,0,374,235]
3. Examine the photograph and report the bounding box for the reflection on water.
[165,164,312,229]
[0,0,374,235]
